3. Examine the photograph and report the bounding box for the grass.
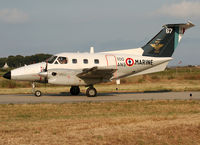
[0,100,200,144]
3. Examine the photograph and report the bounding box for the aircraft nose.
[3,71,11,80]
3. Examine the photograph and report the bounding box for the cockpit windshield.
[47,56,57,64]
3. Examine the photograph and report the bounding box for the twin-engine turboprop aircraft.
[3,22,194,97]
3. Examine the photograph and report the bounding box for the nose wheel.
[35,90,42,97]
[86,86,97,97]
[32,82,42,97]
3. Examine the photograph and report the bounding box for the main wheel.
[34,90,42,97]
[86,87,97,97]
[70,86,80,95]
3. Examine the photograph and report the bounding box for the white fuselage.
[11,51,172,86]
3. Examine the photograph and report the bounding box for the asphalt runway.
[0,91,199,104]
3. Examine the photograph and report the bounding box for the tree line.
[0,54,52,68]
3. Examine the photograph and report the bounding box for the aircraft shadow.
[98,89,172,96]
[45,89,172,97]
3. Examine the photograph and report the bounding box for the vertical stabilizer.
[142,21,194,57]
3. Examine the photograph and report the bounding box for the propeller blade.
[44,61,48,72]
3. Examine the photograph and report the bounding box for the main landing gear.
[70,86,80,95]
[70,86,97,97]
[86,86,97,97]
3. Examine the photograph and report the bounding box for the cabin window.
[94,59,99,64]
[83,59,88,64]
[58,57,68,64]
[47,56,57,64]
[72,59,77,64]
[54,61,58,64]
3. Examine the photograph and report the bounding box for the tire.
[86,87,97,97]
[70,86,80,95]
[35,90,42,97]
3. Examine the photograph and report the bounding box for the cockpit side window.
[47,56,57,64]
[58,57,68,64]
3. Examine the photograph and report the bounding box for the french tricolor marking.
[126,58,134,66]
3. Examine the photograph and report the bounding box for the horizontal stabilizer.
[130,61,169,77]
[163,21,195,30]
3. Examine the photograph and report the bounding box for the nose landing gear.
[32,82,42,97]
[35,90,42,97]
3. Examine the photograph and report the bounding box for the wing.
[77,66,117,80]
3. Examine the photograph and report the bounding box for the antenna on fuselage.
[90,46,94,54]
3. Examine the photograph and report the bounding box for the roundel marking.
[125,58,134,66]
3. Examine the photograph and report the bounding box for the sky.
[0,0,199,66]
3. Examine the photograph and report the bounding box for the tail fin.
[142,21,195,57]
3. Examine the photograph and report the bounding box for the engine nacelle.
[47,69,86,86]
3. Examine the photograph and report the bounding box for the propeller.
[38,61,49,94]
[44,60,48,72]
[44,60,48,83]
[43,61,48,94]
[39,61,48,79]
